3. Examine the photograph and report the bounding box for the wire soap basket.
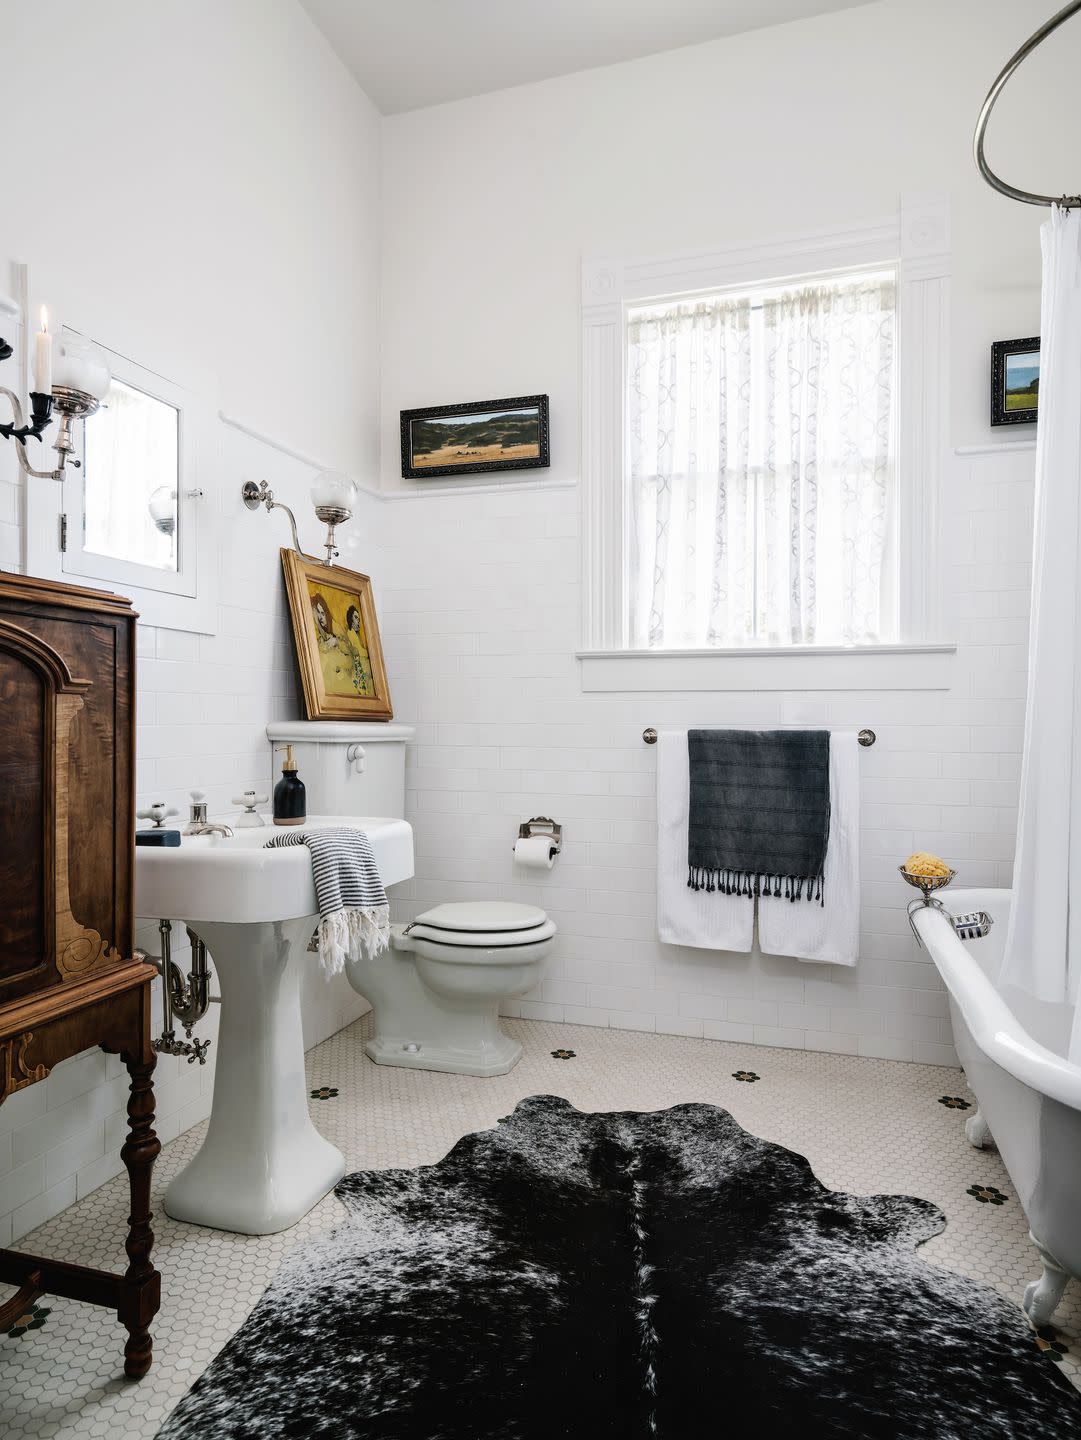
[898,865,957,907]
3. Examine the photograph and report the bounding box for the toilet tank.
[266,722,414,818]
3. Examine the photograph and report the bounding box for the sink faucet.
[184,789,234,838]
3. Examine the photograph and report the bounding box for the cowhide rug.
[158,1096,1081,1439]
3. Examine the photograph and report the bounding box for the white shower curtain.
[1001,204,1081,1063]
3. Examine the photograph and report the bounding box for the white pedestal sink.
[135,816,414,1234]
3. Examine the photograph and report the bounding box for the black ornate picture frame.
[991,337,1040,426]
[400,394,550,479]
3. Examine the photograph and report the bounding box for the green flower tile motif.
[310,1086,339,1100]
[1035,1326,1069,1362]
[6,1304,50,1340]
[938,1096,972,1110]
[966,1183,1008,1206]
[550,1049,576,1060]
[732,1071,760,1083]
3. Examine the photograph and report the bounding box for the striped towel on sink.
[264,826,389,975]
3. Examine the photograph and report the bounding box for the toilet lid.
[405,901,554,949]
[414,901,549,933]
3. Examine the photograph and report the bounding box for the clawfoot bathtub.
[913,889,1081,1327]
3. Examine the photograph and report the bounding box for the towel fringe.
[688,865,823,905]
[316,906,391,977]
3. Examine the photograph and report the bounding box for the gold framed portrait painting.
[281,549,393,720]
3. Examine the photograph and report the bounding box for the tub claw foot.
[964,1107,993,1149]
[1023,1235,1070,1328]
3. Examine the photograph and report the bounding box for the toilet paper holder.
[516,816,562,854]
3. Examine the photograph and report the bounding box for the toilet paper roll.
[513,834,557,869]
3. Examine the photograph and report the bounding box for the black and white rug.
[158,1096,1081,1438]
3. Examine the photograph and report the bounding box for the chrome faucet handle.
[136,802,179,829]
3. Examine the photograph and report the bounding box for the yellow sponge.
[903,850,951,877]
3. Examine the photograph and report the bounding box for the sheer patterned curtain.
[627,297,753,648]
[627,273,896,647]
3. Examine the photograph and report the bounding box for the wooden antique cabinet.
[0,572,160,1379]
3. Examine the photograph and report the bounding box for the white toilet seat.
[403,900,554,949]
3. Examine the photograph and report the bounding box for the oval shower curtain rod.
[975,0,1081,208]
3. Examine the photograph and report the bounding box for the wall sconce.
[310,471,356,565]
[0,310,110,481]
[242,470,358,566]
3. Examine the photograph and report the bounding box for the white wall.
[379,0,1069,481]
[0,0,384,1242]
[376,0,1055,1057]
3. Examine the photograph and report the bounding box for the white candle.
[32,306,52,395]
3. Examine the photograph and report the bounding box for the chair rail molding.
[579,194,952,661]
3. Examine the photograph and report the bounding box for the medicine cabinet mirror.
[26,329,218,634]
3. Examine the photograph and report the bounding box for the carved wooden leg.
[119,1054,161,1379]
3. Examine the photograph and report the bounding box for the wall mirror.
[82,376,181,573]
[25,322,218,634]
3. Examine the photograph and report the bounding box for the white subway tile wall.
[0,437,1033,1240]
[378,445,1032,1072]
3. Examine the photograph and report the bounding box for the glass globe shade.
[148,485,177,536]
[310,471,357,512]
[53,334,111,402]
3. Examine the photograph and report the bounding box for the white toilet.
[266,722,555,1077]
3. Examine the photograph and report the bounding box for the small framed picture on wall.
[400,394,550,479]
[991,337,1040,426]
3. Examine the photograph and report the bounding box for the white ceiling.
[300,0,876,115]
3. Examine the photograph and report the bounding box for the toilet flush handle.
[346,743,366,774]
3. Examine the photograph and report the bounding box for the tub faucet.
[184,789,234,838]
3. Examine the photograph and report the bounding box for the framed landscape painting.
[991,337,1040,426]
[280,549,393,720]
[400,394,550,479]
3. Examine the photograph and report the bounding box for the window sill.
[576,643,956,692]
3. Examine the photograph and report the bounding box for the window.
[626,270,897,650]
[579,199,954,690]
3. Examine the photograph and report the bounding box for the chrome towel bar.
[642,727,876,747]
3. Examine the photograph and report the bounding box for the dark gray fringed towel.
[687,729,830,903]
[265,826,389,973]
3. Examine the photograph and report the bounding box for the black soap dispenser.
[273,744,307,827]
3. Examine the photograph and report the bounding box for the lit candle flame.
[39,305,48,334]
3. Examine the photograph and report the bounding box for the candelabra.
[0,324,107,481]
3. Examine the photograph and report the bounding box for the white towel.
[656,730,754,953]
[758,731,860,966]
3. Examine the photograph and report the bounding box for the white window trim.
[578,196,955,691]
